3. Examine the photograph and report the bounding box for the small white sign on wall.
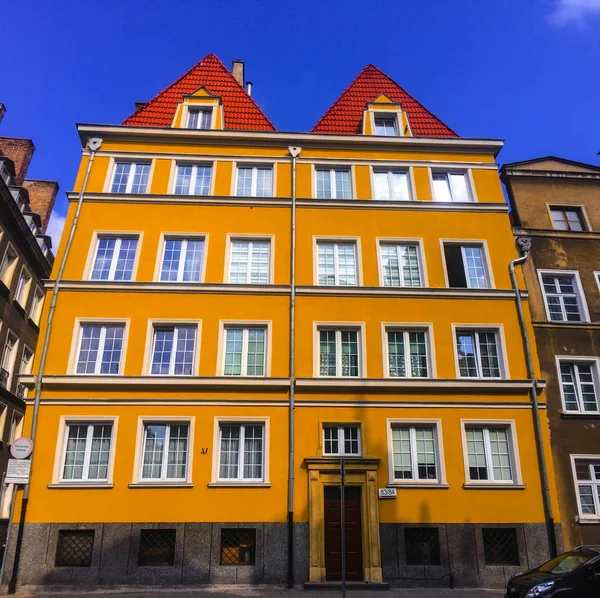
[6,459,31,485]
[378,487,397,499]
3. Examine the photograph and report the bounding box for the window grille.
[405,527,441,565]
[482,528,519,565]
[138,529,176,566]
[55,530,94,567]
[220,528,256,566]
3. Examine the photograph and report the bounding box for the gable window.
[61,422,113,482]
[141,422,189,481]
[540,272,587,322]
[187,108,212,130]
[456,329,502,379]
[391,424,439,482]
[236,166,273,197]
[218,422,264,481]
[1,332,18,389]
[374,115,398,136]
[160,237,204,282]
[110,162,150,194]
[465,425,515,482]
[559,360,599,413]
[323,424,360,456]
[76,324,125,375]
[174,164,212,196]
[573,458,600,518]
[317,242,357,286]
[319,329,360,377]
[30,288,44,325]
[373,170,410,201]
[432,171,472,203]
[380,243,422,287]
[90,236,138,281]
[550,206,586,231]
[14,267,32,306]
[0,245,18,288]
[444,243,490,289]
[386,329,429,378]
[150,325,197,376]
[228,239,271,284]
[316,168,352,200]
[223,327,266,376]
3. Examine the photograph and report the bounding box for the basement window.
[482,528,519,566]
[220,528,256,565]
[405,527,441,565]
[138,529,176,566]
[55,530,94,567]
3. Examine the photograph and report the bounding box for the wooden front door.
[324,486,363,581]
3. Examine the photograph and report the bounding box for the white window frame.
[234,164,274,197]
[52,416,118,486]
[555,356,600,414]
[313,323,366,378]
[217,321,272,377]
[29,286,44,325]
[157,235,207,283]
[322,424,362,456]
[186,107,213,130]
[0,243,18,288]
[371,168,412,201]
[314,166,354,200]
[452,325,508,380]
[460,419,522,486]
[132,416,194,485]
[386,419,446,486]
[440,240,494,289]
[18,345,34,398]
[373,114,399,137]
[14,266,32,307]
[225,235,273,285]
[537,269,590,323]
[148,323,200,376]
[570,454,600,521]
[382,324,434,378]
[211,417,270,485]
[314,238,361,286]
[1,331,19,389]
[430,169,475,203]
[377,239,426,287]
[172,162,213,195]
[109,161,152,194]
[89,235,140,281]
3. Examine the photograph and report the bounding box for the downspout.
[287,145,301,588]
[7,138,102,594]
[509,237,557,559]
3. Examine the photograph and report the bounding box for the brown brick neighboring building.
[501,157,600,550]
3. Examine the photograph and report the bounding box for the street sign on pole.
[10,438,33,460]
[5,459,31,485]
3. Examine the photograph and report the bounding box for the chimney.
[246,81,253,96]
[232,60,244,86]
[0,137,35,185]
[0,104,5,124]
[135,101,147,112]
[22,180,59,233]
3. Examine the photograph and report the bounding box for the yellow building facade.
[4,55,560,589]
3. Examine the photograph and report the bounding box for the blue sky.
[1,0,600,246]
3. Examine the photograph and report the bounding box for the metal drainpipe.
[287,145,301,588]
[509,237,557,559]
[7,138,102,594]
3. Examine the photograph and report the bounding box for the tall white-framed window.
[60,422,114,482]
[217,422,265,482]
[173,163,212,195]
[1,331,18,389]
[140,422,190,481]
[159,237,205,282]
[385,329,429,378]
[539,271,588,323]
[373,169,411,200]
[557,359,600,413]
[316,241,358,286]
[14,267,32,306]
[8,412,24,445]
[432,171,472,203]
[223,326,267,376]
[443,243,491,289]
[374,115,399,136]
[29,287,44,325]
[572,456,600,520]
[456,329,503,379]
[323,424,361,456]
[150,325,197,376]
[315,168,352,199]
[90,236,139,281]
[110,162,151,194]
[228,239,271,284]
[0,244,18,288]
[75,323,125,375]
[318,328,361,377]
[187,108,212,130]
[463,423,519,484]
[388,421,443,483]
[379,242,422,287]
[236,165,273,197]
[18,346,34,398]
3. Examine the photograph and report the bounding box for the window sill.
[13,301,25,316]
[27,316,39,332]
[48,483,114,489]
[207,482,271,488]
[463,483,525,490]
[388,483,449,489]
[561,411,600,420]
[128,482,194,488]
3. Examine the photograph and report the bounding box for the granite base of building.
[2,521,562,590]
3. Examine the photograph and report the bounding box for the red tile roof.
[311,64,457,137]
[122,54,276,131]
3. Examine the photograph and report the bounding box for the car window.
[539,550,597,574]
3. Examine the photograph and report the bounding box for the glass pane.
[462,246,488,289]
[182,240,204,282]
[316,170,331,199]
[551,210,568,230]
[400,245,421,286]
[87,424,112,480]
[341,330,359,377]
[246,329,265,376]
[319,330,336,376]
[380,244,401,286]
[488,427,512,481]
[173,326,196,375]
[219,425,240,479]
[242,424,263,479]
[236,168,253,196]
[466,427,488,480]
[457,333,478,377]
[255,168,272,197]
[387,331,406,377]
[130,164,150,194]
[415,427,437,480]
[373,171,390,200]
[323,426,338,455]
[142,425,166,479]
[249,241,270,284]
[175,165,193,195]
[565,210,583,231]
[113,238,138,281]
[229,240,250,284]
[151,328,174,375]
[161,239,183,282]
[100,326,124,375]
[375,118,397,136]
[392,427,412,479]
[166,424,188,479]
[63,424,88,480]
[224,329,243,375]
[317,244,336,285]
[560,363,579,411]
[478,332,500,378]
[194,165,212,196]
[408,331,428,377]
[111,163,130,193]
[432,174,452,202]
[334,170,352,199]
[390,171,410,200]
[336,243,357,286]
[199,110,212,130]
[91,238,116,280]
[576,364,599,412]
[449,173,470,202]
[76,326,102,374]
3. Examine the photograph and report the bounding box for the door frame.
[306,457,382,583]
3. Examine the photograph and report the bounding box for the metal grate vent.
[404,527,441,565]
[138,529,176,566]
[482,528,519,565]
[220,528,256,566]
[55,530,94,567]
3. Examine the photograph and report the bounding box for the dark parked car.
[506,546,600,597]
